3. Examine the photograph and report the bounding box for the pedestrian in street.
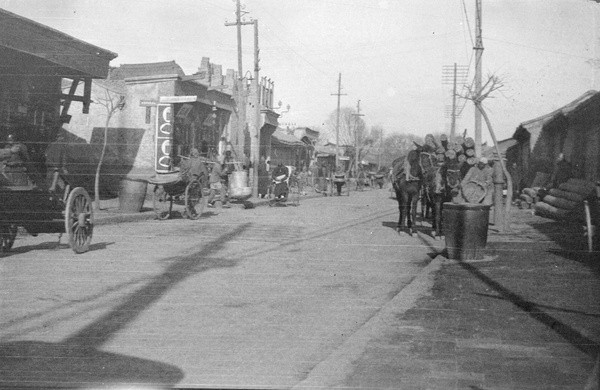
[319,163,329,195]
[271,162,289,200]
[333,165,346,196]
[461,157,493,205]
[298,166,309,195]
[206,158,229,208]
[179,148,209,187]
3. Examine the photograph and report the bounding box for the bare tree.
[322,106,375,173]
[461,74,513,232]
[92,84,125,211]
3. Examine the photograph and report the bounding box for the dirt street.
[0,188,439,388]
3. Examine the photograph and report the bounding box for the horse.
[419,151,437,222]
[423,158,464,239]
[392,149,422,236]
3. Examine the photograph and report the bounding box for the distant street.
[0,187,441,388]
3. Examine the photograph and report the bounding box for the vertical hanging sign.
[155,104,173,172]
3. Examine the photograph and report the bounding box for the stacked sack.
[534,178,597,222]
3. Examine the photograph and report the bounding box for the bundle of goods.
[421,133,477,172]
[534,178,597,222]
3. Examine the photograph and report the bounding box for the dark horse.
[421,154,464,239]
[392,150,422,236]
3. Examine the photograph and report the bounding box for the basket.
[461,181,487,204]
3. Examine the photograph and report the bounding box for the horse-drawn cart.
[0,169,94,253]
[0,10,117,253]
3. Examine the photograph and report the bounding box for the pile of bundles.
[534,178,597,222]
[421,133,477,172]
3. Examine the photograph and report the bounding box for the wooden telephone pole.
[331,73,346,168]
[442,63,468,137]
[474,0,484,157]
[225,0,261,197]
[352,100,364,177]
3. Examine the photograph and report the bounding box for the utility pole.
[352,100,364,177]
[225,0,257,193]
[474,0,484,157]
[331,73,346,168]
[250,19,261,198]
[442,63,468,137]
[378,128,383,171]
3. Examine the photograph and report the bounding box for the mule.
[425,159,464,239]
[392,150,422,236]
[415,149,466,239]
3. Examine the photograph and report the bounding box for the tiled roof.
[515,90,599,151]
[271,130,305,146]
[109,61,185,80]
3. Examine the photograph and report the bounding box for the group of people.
[178,148,238,208]
[264,162,351,201]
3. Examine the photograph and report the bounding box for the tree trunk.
[94,114,112,211]
[476,102,513,232]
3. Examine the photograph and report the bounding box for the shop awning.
[0,8,117,78]
[159,95,232,111]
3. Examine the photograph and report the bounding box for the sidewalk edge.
[292,255,444,389]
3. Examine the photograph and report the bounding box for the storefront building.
[0,8,116,182]
[65,59,238,194]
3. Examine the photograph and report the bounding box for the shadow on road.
[0,223,252,389]
[456,257,599,358]
[0,240,115,258]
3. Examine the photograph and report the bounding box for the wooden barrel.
[229,170,251,199]
[119,177,148,212]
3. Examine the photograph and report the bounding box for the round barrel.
[229,170,251,199]
[443,202,491,260]
[119,177,148,212]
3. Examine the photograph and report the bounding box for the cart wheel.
[64,187,93,254]
[184,179,205,220]
[0,224,18,252]
[153,185,172,220]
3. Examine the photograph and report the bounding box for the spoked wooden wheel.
[153,185,172,220]
[184,180,205,220]
[0,224,18,252]
[64,187,93,254]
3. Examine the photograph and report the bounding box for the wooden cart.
[148,172,206,220]
[0,169,93,253]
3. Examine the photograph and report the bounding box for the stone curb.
[292,255,444,389]
[93,191,330,226]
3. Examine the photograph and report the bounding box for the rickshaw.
[0,167,94,253]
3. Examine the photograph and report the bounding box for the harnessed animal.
[392,150,422,236]
[419,153,464,239]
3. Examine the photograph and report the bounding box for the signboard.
[139,99,158,107]
[155,104,173,172]
[176,104,193,119]
[159,95,198,104]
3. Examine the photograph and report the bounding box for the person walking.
[206,158,229,208]
[271,162,289,200]
[333,165,346,196]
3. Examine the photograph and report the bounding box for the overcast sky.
[2,0,599,143]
